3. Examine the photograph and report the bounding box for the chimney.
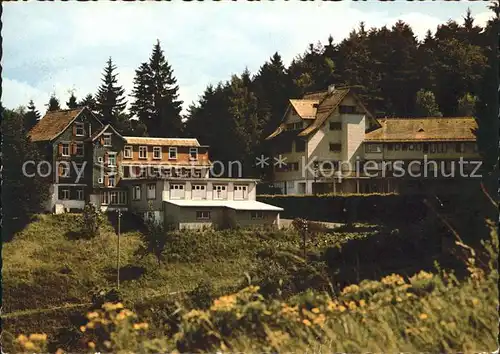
[328,84,335,93]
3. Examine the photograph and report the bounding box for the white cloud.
[2,1,491,115]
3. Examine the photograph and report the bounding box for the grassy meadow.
[2,211,498,352]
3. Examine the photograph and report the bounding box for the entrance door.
[298,183,306,195]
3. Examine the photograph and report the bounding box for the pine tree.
[78,94,97,112]
[23,100,41,131]
[253,52,294,137]
[66,92,78,109]
[414,89,442,117]
[131,40,183,137]
[2,107,50,239]
[47,94,61,112]
[95,57,127,125]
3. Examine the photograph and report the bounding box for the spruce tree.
[2,107,50,239]
[131,40,183,137]
[95,57,127,125]
[78,94,97,112]
[23,100,41,131]
[66,92,78,109]
[47,94,61,112]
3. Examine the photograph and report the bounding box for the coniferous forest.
[33,10,497,174]
[3,8,499,216]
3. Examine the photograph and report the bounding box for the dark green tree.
[2,107,50,240]
[131,40,183,137]
[23,100,41,131]
[78,94,97,112]
[66,92,78,109]
[47,93,61,112]
[95,57,127,125]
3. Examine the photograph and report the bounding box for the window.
[196,211,210,220]
[102,133,112,147]
[147,183,156,199]
[251,211,264,219]
[409,144,415,151]
[213,185,227,199]
[59,188,70,200]
[76,189,84,200]
[395,144,402,151]
[170,184,185,199]
[234,185,248,200]
[108,152,117,167]
[123,146,132,159]
[75,142,84,156]
[98,157,103,163]
[329,122,342,130]
[456,143,465,153]
[286,122,303,130]
[193,185,206,190]
[365,144,382,153]
[110,191,118,204]
[402,143,409,151]
[133,185,141,200]
[329,143,342,152]
[75,163,85,178]
[423,143,429,153]
[189,147,198,160]
[339,105,356,114]
[139,146,148,159]
[61,143,70,157]
[102,191,127,205]
[387,143,394,151]
[108,175,115,187]
[295,139,305,152]
[75,122,84,136]
[153,147,162,159]
[59,163,70,177]
[98,177,103,184]
[169,147,178,160]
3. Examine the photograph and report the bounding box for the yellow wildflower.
[338,305,346,312]
[396,297,403,302]
[348,301,357,310]
[87,311,99,320]
[133,322,149,330]
[341,284,360,295]
[104,340,112,348]
[16,334,28,343]
[419,313,428,320]
[471,298,479,306]
[79,326,86,332]
[23,341,36,351]
[29,333,47,341]
[359,299,366,307]
[311,307,320,314]
[88,342,96,349]
[313,314,326,326]
[302,319,312,326]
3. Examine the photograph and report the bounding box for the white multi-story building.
[266,85,480,195]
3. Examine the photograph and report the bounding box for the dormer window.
[103,133,112,147]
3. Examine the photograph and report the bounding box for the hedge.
[257,194,428,224]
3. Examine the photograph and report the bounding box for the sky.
[2,0,494,116]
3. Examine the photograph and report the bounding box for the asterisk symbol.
[255,154,270,168]
[274,154,287,168]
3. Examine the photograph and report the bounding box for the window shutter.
[71,143,76,155]
[100,137,104,146]
[104,152,108,165]
[104,175,109,187]
[58,143,63,156]
[73,124,77,136]
[58,164,63,177]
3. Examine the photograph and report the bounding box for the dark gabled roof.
[365,117,477,142]
[28,106,102,142]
